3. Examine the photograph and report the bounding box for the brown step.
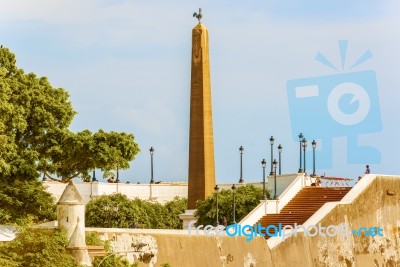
[255,186,351,239]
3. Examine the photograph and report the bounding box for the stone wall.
[86,228,272,267]
[44,174,297,204]
[85,175,400,267]
[44,182,188,204]
[270,175,400,267]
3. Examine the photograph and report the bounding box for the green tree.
[86,194,136,228]
[92,254,138,267]
[0,228,78,267]
[195,184,267,226]
[85,194,187,229]
[163,197,187,229]
[0,47,75,182]
[38,129,139,181]
[0,46,140,183]
[0,180,56,225]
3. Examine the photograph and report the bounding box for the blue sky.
[1,1,399,184]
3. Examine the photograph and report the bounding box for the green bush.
[86,194,187,229]
[0,180,56,226]
[0,228,78,267]
[92,254,138,267]
[195,184,267,226]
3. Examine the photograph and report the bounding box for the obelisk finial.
[193,8,202,22]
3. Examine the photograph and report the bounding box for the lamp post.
[214,185,219,226]
[116,165,120,183]
[92,169,97,182]
[238,146,244,183]
[273,159,278,199]
[231,184,237,224]
[302,138,307,174]
[277,144,282,175]
[269,136,274,175]
[149,147,154,184]
[298,133,304,173]
[312,140,317,177]
[261,159,267,200]
[103,204,119,228]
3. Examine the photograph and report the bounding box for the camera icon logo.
[327,82,370,126]
[287,40,382,168]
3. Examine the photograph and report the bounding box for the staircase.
[256,186,352,238]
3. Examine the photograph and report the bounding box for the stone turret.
[57,181,91,266]
[57,181,85,238]
[67,217,91,266]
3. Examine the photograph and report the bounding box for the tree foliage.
[195,184,267,226]
[0,228,78,267]
[92,254,138,267]
[86,194,137,228]
[85,194,187,229]
[0,180,56,225]
[0,46,140,183]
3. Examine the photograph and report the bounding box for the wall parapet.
[44,175,297,204]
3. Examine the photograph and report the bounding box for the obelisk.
[187,9,216,209]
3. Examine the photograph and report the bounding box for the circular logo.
[327,82,370,125]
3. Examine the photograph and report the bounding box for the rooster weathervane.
[193,8,202,22]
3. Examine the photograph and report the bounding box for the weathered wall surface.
[87,228,272,267]
[84,175,399,267]
[270,175,400,267]
[151,234,271,267]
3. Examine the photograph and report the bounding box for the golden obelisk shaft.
[187,22,216,209]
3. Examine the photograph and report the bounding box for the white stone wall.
[44,174,297,204]
[44,182,188,204]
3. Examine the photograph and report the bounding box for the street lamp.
[269,136,274,175]
[312,140,317,177]
[231,184,237,224]
[273,159,278,199]
[261,159,267,200]
[92,169,97,182]
[116,165,120,183]
[277,144,282,175]
[149,147,154,184]
[238,146,244,183]
[302,138,307,174]
[214,185,219,226]
[103,204,119,228]
[298,133,304,173]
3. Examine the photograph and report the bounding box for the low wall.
[43,182,188,204]
[269,175,400,267]
[86,228,272,267]
[44,174,297,204]
[85,175,400,267]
